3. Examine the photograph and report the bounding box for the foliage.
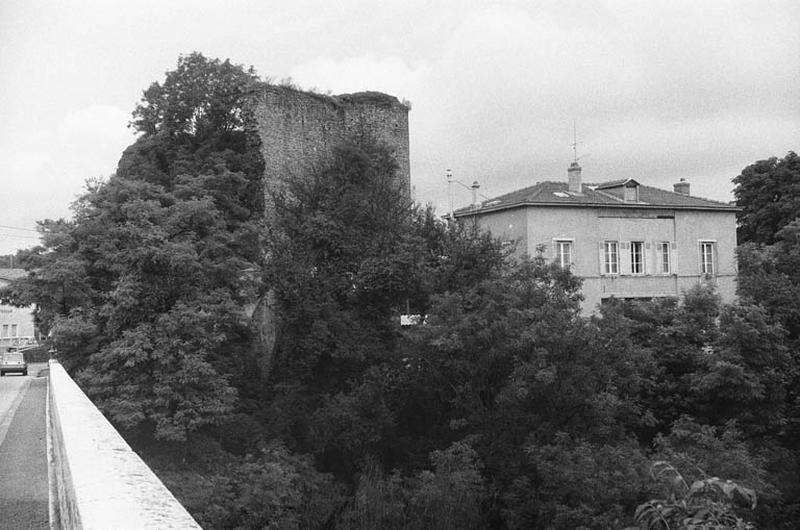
[261,137,508,466]
[131,52,259,137]
[147,438,342,530]
[264,139,415,379]
[635,461,756,530]
[734,151,800,245]
[696,303,789,434]
[195,444,343,530]
[337,442,488,529]
[737,222,800,339]
[2,53,265,442]
[507,434,651,529]
[408,442,487,529]
[653,417,770,496]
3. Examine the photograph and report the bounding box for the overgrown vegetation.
[2,54,799,528]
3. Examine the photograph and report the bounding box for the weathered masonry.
[250,86,411,205]
[245,86,411,379]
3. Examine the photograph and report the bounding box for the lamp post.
[446,169,487,219]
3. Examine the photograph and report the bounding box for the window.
[658,242,671,274]
[10,324,17,337]
[1,325,7,338]
[554,240,573,269]
[603,241,619,274]
[624,185,639,202]
[631,241,644,274]
[700,241,715,275]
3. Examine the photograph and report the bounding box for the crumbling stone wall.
[250,86,410,206]
[246,86,410,380]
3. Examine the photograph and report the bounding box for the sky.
[1,0,798,255]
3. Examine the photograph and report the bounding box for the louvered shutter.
[645,241,653,275]
[653,241,669,274]
[620,242,632,275]
[598,242,606,275]
[670,242,678,274]
[697,242,703,274]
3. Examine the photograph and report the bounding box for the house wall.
[472,206,737,313]
[0,277,36,349]
[465,208,527,253]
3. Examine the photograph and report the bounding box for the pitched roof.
[595,178,640,189]
[454,179,738,217]
[0,269,26,282]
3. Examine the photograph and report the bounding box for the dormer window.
[623,181,639,202]
[595,178,641,202]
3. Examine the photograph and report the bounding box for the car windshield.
[3,353,23,362]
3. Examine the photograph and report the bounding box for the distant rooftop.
[454,179,738,217]
[0,268,26,282]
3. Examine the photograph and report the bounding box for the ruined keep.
[245,85,411,380]
[249,86,411,206]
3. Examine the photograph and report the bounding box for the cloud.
[288,54,428,103]
[0,104,134,254]
[52,105,135,182]
[406,2,799,212]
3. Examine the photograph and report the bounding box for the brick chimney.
[673,178,690,195]
[471,180,481,207]
[568,162,582,193]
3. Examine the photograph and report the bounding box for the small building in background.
[0,269,37,350]
[453,163,739,313]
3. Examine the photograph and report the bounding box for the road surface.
[0,363,49,529]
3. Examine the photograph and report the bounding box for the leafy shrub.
[634,461,756,530]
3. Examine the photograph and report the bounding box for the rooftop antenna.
[570,120,590,164]
[571,120,579,163]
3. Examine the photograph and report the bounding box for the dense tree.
[734,151,800,245]
[131,52,258,138]
[260,137,509,468]
[730,155,800,526]
[1,54,265,442]
[617,287,800,527]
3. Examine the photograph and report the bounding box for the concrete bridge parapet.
[47,360,201,529]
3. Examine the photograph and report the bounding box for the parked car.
[0,351,28,376]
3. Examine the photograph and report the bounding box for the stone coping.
[47,360,201,529]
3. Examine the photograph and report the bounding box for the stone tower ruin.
[249,85,411,206]
[245,85,411,381]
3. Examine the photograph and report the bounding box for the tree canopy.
[4,53,265,442]
[734,151,800,245]
[131,52,259,137]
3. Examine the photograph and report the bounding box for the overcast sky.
[1,0,798,255]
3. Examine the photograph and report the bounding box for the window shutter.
[645,242,654,275]
[598,242,606,275]
[670,242,678,274]
[712,242,717,274]
[698,242,703,274]
[620,242,632,275]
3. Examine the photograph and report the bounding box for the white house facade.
[454,163,738,313]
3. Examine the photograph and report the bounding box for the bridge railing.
[47,359,201,529]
